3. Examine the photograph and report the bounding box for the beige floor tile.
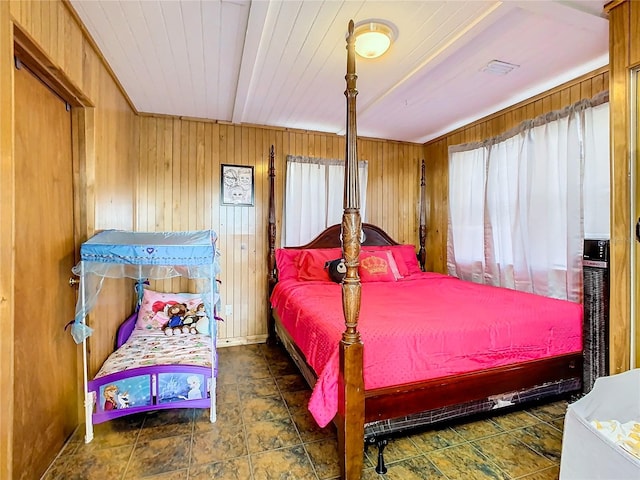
[305,439,341,480]
[276,373,309,392]
[510,423,564,462]
[292,410,336,443]
[452,417,504,441]
[528,401,569,423]
[195,402,242,430]
[125,435,191,477]
[472,432,554,478]
[428,443,510,480]
[216,383,240,405]
[42,444,132,480]
[517,465,560,480]
[127,469,189,480]
[45,345,568,480]
[138,409,194,440]
[251,444,318,480]
[491,409,539,431]
[245,417,303,453]
[378,436,422,463]
[282,389,312,412]
[269,359,302,377]
[384,455,447,479]
[190,424,247,465]
[549,417,565,433]
[409,426,467,452]
[238,377,280,400]
[188,457,252,480]
[241,395,290,423]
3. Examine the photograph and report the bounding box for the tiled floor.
[42,343,568,480]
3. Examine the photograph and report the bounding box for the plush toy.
[181,310,198,334]
[195,315,210,335]
[192,304,210,334]
[181,302,206,334]
[325,258,347,283]
[163,303,188,335]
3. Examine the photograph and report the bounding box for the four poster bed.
[267,21,584,479]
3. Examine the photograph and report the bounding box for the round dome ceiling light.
[353,19,397,59]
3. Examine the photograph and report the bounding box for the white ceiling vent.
[481,59,520,76]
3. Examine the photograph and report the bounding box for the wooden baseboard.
[216,335,268,347]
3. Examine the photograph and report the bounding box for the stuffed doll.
[181,302,206,334]
[163,303,187,335]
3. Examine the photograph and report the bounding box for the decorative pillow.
[358,251,399,282]
[275,248,303,281]
[136,288,205,333]
[297,248,343,281]
[393,244,422,275]
[325,258,347,283]
[362,244,421,276]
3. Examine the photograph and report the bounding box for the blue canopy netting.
[70,230,222,344]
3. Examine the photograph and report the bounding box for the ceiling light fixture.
[353,19,397,59]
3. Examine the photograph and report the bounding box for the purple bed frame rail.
[89,313,215,424]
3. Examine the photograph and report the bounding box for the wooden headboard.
[292,223,399,249]
[266,152,427,289]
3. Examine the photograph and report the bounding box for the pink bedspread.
[270,272,583,427]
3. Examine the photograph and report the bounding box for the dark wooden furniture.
[266,20,582,480]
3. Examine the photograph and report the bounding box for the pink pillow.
[362,244,421,276]
[275,249,303,281]
[297,248,343,281]
[392,244,422,275]
[137,288,203,331]
[358,251,399,282]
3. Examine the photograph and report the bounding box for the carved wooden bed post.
[418,159,426,271]
[267,145,277,344]
[338,20,365,480]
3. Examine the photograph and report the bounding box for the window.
[284,156,368,246]
[448,94,609,301]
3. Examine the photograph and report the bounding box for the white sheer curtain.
[446,147,486,283]
[284,156,368,246]
[583,101,610,238]
[448,93,609,302]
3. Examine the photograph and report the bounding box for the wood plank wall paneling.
[607,0,636,373]
[422,68,609,275]
[4,0,137,442]
[136,116,424,344]
[0,2,13,477]
[636,68,640,369]
[631,1,640,65]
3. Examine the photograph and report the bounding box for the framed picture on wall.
[221,164,254,206]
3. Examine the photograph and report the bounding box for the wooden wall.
[606,0,640,372]
[136,116,424,345]
[0,1,626,477]
[0,2,14,477]
[0,1,137,476]
[423,67,609,274]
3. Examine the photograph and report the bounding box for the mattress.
[95,329,212,378]
[271,272,583,427]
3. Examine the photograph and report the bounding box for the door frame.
[0,22,96,479]
[13,26,96,259]
[632,66,639,369]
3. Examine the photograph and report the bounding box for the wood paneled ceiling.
[69,0,608,143]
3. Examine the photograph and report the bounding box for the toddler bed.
[69,230,221,443]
